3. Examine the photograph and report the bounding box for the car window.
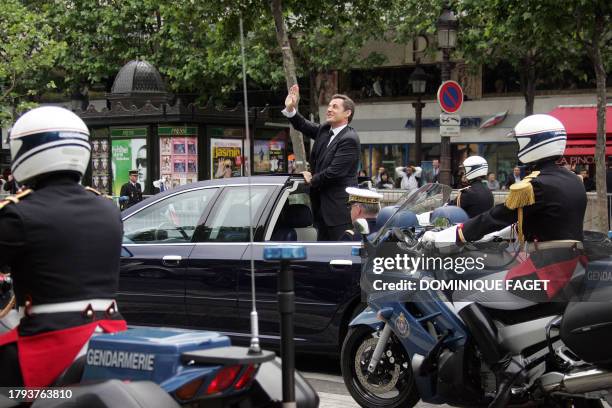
[268,192,318,242]
[194,185,273,242]
[123,188,218,244]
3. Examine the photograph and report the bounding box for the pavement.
[297,356,449,408]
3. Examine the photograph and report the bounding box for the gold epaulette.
[0,189,33,211]
[505,171,540,210]
[504,171,540,244]
[85,186,113,200]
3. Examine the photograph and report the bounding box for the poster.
[254,140,286,173]
[158,126,198,189]
[111,137,147,196]
[90,129,111,194]
[210,138,243,179]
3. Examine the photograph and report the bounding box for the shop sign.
[557,156,596,166]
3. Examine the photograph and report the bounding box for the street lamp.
[436,6,458,186]
[409,65,427,165]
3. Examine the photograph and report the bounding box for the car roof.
[122,175,295,216]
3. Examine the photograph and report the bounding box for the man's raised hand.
[285,84,299,112]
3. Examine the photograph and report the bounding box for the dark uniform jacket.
[288,112,360,227]
[0,174,124,335]
[119,181,142,210]
[462,161,586,242]
[450,179,494,218]
[341,217,378,241]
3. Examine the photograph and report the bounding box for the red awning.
[564,146,612,156]
[548,105,612,138]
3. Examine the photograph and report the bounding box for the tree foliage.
[0,0,65,126]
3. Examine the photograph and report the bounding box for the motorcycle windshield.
[371,183,452,243]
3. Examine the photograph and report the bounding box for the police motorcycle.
[341,182,612,408]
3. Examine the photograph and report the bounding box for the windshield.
[372,183,452,241]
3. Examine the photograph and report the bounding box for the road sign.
[437,81,464,113]
[440,113,461,126]
[440,125,460,137]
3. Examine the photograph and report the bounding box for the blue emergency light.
[263,245,307,261]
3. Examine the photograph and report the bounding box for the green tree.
[458,0,567,116]
[538,0,611,232]
[0,0,65,126]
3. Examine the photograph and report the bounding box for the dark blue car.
[120,175,362,354]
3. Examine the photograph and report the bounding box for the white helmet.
[462,155,488,180]
[513,114,566,164]
[9,106,90,183]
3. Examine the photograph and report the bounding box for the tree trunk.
[520,57,536,116]
[309,70,319,123]
[587,18,609,233]
[269,0,307,172]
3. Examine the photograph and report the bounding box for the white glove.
[421,225,459,249]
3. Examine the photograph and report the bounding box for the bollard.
[263,245,307,408]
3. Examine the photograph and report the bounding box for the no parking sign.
[437,81,463,113]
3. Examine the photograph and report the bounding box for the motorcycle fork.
[367,323,392,373]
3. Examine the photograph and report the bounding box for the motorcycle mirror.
[354,218,370,235]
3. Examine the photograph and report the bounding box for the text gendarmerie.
[86,349,155,371]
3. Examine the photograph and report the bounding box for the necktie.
[326,129,335,147]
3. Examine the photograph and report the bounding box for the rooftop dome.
[111,60,166,94]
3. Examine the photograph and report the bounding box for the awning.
[563,146,612,156]
[548,105,612,138]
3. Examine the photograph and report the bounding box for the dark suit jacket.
[505,174,521,189]
[288,112,360,227]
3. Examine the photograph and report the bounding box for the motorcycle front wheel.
[341,325,419,408]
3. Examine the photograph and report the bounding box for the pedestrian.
[579,169,594,192]
[340,187,383,241]
[373,166,386,184]
[283,84,360,241]
[448,156,494,218]
[432,159,440,183]
[3,173,19,194]
[504,166,522,189]
[486,172,500,191]
[423,114,587,407]
[0,106,126,386]
[375,171,394,189]
[395,163,422,192]
[119,169,143,210]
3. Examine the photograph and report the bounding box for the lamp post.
[436,6,458,186]
[409,65,427,165]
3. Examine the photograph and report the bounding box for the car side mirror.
[353,218,369,236]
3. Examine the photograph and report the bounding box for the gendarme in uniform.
[119,169,143,210]
[0,106,126,387]
[341,187,383,241]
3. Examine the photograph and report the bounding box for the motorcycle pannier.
[561,299,612,364]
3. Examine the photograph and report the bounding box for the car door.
[119,187,219,327]
[186,184,279,335]
[238,188,362,346]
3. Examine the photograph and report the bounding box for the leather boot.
[458,304,526,408]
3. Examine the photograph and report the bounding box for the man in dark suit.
[119,169,143,210]
[504,166,522,189]
[283,84,360,241]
